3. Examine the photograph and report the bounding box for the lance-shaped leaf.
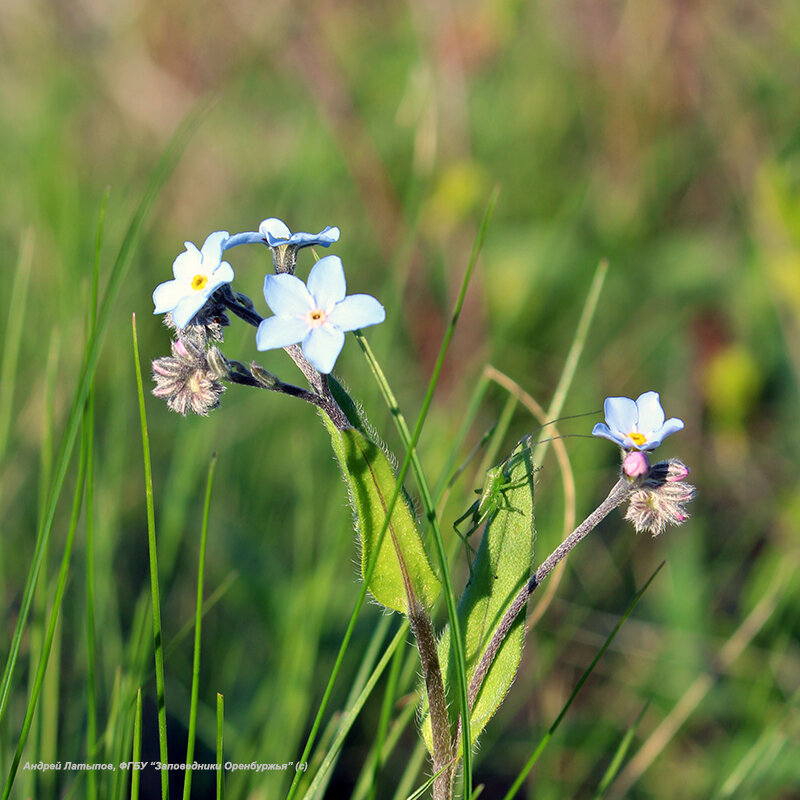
[326,423,440,615]
[422,440,535,751]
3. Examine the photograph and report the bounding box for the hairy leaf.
[327,423,440,615]
[423,440,535,751]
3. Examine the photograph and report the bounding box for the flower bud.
[249,362,279,389]
[622,450,650,479]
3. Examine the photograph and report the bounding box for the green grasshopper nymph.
[453,444,537,568]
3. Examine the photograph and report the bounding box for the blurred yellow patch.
[703,344,761,431]
[764,253,800,316]
[422,161,489,237]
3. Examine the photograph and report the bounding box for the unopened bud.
[250,363,279,389]
[623,450,650,479]
[206,347,232,380]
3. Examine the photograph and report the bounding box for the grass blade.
[355,188,499,795]
[0,105,207,727]
[217,693,225,800]
[182,455,217,800]
[592,700,651,799]
[2,420,89,799]
[132,313,169,799]
[131,689,143,800]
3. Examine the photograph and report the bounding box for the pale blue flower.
[223,218,340,251]
[153,231,233,328]
[592,392,684,451]
[256,255,385,374]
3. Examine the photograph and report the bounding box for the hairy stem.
[408,598,453,800]
[457,478,632,749]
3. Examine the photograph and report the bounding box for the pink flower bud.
[623,450,650,479]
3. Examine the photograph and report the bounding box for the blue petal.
[646,417,685,449]
[635,391,665,433]
[288,226,340,248]
[263,273,314,317]
[307,256,346,309]
[223,231,264,249]
[592,422,625,446]
[302,325,345,374]
[200,231,230,265]
[604,396,638,434]
[171,294,207,329]
[327,294,385,332]
[255,316,310,351]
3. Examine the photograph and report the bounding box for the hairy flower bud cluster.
[152,316,226,416]
[624,458,695,536]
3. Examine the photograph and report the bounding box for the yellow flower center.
[307,308,327,327]
[628,432,647,446]
[191,274,208,291]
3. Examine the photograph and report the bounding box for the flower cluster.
[152,218,385,418]
[593,392,694,536]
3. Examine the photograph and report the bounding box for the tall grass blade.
[85,188,107,800]
[132,313,170,799]
[131,689,143,800]
[354,188,499,795]
[216,693,224,800]
[0,106,207,726]
[2,424,88,799]
[592,700,651,799]
[182,455,217,800]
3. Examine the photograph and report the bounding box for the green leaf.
[327,424,440,615]
[423,440,535,751]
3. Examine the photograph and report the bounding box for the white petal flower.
[592,391,684,451]
[255,255,385,374]
[153,231,233,329]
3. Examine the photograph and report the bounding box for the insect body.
[453,453,534,567]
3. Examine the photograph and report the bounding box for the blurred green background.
[2,1,799,798]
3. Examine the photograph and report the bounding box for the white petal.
[172,246,202,280]
[636,391,665,433]
[258,218,291,242]
[327,294,385,332]
[210,260,234,287]
[263,273,314,317]
[302,325,345,374]
[307,256,346,309]
[604,396,638,434]
[153,279,189,313]
[255,316,310,351]
[171,294,207,328]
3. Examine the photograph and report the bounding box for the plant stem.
[462,478,631,733]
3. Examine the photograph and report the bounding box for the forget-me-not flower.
[259,217,340,249]
[592,391,684,451]
[256,255,385,374]
[224,218,339,253]
[153,231,233,329]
